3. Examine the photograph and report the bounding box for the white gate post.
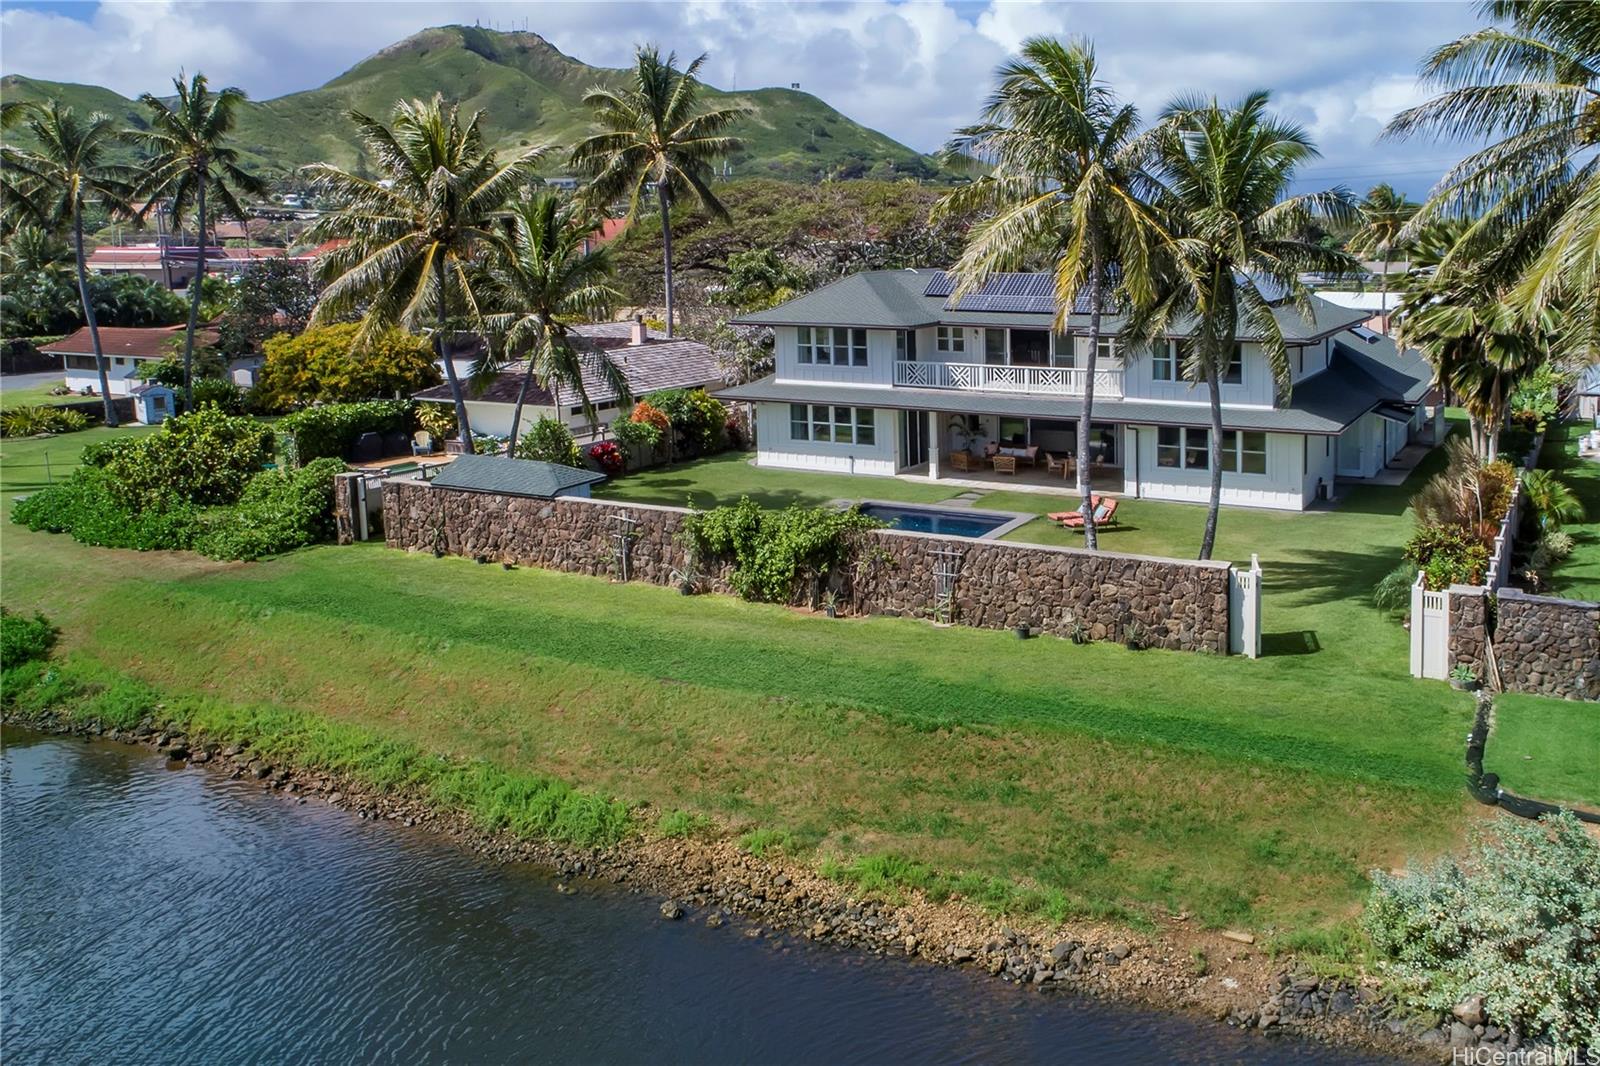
[1409,572,1425,677]
[1228,554,1262,658]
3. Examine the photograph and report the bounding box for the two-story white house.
[722,269,1438,511]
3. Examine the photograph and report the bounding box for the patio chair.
[412,430,434,456]
[1046,452,1074,479]
[1047,496,1099,523]
[992,454,1018,475]
[1057,496,1119,529]
[949,450,981,473]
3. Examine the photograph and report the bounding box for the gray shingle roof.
[718,326,1433,436]
[426,454,605,497]
[733,269,1368,342]
[414,323,721,408]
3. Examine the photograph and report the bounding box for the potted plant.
[823,590,840,618]
[1014,621,1030,640]
[1449,664,1481,691]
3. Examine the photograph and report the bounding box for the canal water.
[1,729,1398,1064]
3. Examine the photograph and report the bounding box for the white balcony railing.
[893,359,1124,398]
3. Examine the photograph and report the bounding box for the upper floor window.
[797,326,868,366]
[895,330,917,361]
[935,326,965,354]
[1223,344,1243,385]
[984,328,1007,365]
[1154,340,1185,382]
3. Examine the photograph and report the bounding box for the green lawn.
[0,424,160,500]
[1538,422,1600,600]
[0,425,1582,947]
[594,450,964,509]
[1491,693,1600,808]
[0,381,76,410]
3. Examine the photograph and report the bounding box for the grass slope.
[1539,422,1600,600]
[1,26,940,183]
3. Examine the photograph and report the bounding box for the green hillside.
[1,26,941,183]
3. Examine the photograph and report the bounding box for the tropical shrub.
[0,608,56,668]
[1405,524,1491,590]
[79,436,139,468]
[1372,561,1416,616]
[0,404,88,437]
[278,399,411,465]
[684,496,882,603]
[649,387,726,457]
[195,458,343,561]
[472,435,505,456]
[1411,440,1516,535]
[188,378,247,415]
[11,466,204,551]
[611,413,661,455]
[589,440,625,475]
[415,403,457,445]
[1365,812,1600,1049]
[627,399,669,443]
[1507,363,1565,430]
[1521,469,1584,529]
[514,418,581,467]
[255,323,440,408]
[143,352,228,388]
[103,406,273,509]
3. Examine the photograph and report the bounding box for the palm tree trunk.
[72,204,118,427]
[433,256,474,446]
[1077,254,1103,549]
[181,177,207,411]
[506,362,536,458]
[658,179,674,339]
[1199,365,1224,561]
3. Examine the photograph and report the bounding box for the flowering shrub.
[1365,812,1600,1048]
[649,387,726,457]
[589,440,625,475]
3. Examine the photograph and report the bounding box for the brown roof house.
[413,319,722,439]
[41,325,220,398]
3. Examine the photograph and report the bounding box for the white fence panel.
[1409,573,1450,679]
[1228,554,1262,658]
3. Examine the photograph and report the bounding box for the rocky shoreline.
[4,708,1522,1062]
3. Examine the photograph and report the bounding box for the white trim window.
[935,326,965,354]
[1154,340,1185,382]
[1156,425,1210,470]
[1222,430,1268,474]
[1094,336,1120,361]
[1051,333,1076,368]
[797,326,868,366]
[1223,343,1243,385]
[790,403,876,445]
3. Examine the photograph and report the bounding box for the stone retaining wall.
[1491,589,1600,700]
[1448,585,1490,677]
[380,477,1234,654]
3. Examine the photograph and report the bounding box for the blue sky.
[1,1,1484,195]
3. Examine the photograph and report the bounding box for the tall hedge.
[279,400,413,465]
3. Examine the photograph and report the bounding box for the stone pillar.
[333,472,364,545]
[926,410,941,480]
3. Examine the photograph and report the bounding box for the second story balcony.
[893,359,1124,399]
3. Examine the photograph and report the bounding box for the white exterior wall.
[752,401,897,476]
[1120,341,1277,408]
[62,356,149,396]
[1126,426,1307,510]
[1337,414,1386,478]
[773,325,896,388]
[1288,338,1332,385]
[1302,434,1337,505]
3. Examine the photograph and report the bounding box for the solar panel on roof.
[923,272,954,297]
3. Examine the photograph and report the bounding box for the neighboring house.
[87,243,316,289]
[424,453,607,499]
[1577,364,1600,424]
[413,320,722,438]
[41,324,220,397]
[1308,290,1401,335]
[722,269,1437,511]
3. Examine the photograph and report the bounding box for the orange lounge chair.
[1055,496,1119,529]
[1047,496,1100,523]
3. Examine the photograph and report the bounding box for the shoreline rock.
[2,709,1493,1060]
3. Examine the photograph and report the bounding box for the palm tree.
[934,37,1164,549]
[132,71,264,410]
[1521,468,1584,528]
[4,102,136,425]
[305,94,545,445]
[1395,221,1554,458]
[571,46,752,338]
[1133,92,1356,560]
[480,191,627,456]
[1347,183,1419,323]
[1385,0,1599,360]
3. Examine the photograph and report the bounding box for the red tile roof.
[40,325,219,359]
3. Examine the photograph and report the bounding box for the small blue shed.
[129,383,176,425]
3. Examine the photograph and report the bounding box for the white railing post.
[1228,554,1262,658]
[1409,572,1426,678]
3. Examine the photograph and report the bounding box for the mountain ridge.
[1,25,942,184]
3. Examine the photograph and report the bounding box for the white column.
[926,410,940,480]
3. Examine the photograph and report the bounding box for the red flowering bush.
[589,440,626,476]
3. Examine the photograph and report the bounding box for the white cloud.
[0,0,1485,194]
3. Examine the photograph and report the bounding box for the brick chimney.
[630,314,648,346]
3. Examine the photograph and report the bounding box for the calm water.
[1,729,1398,1065]
[859,503,1010,539]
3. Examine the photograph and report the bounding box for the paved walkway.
[1365,442,1433,487]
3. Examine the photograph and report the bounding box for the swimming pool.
[857,502,1030,539]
